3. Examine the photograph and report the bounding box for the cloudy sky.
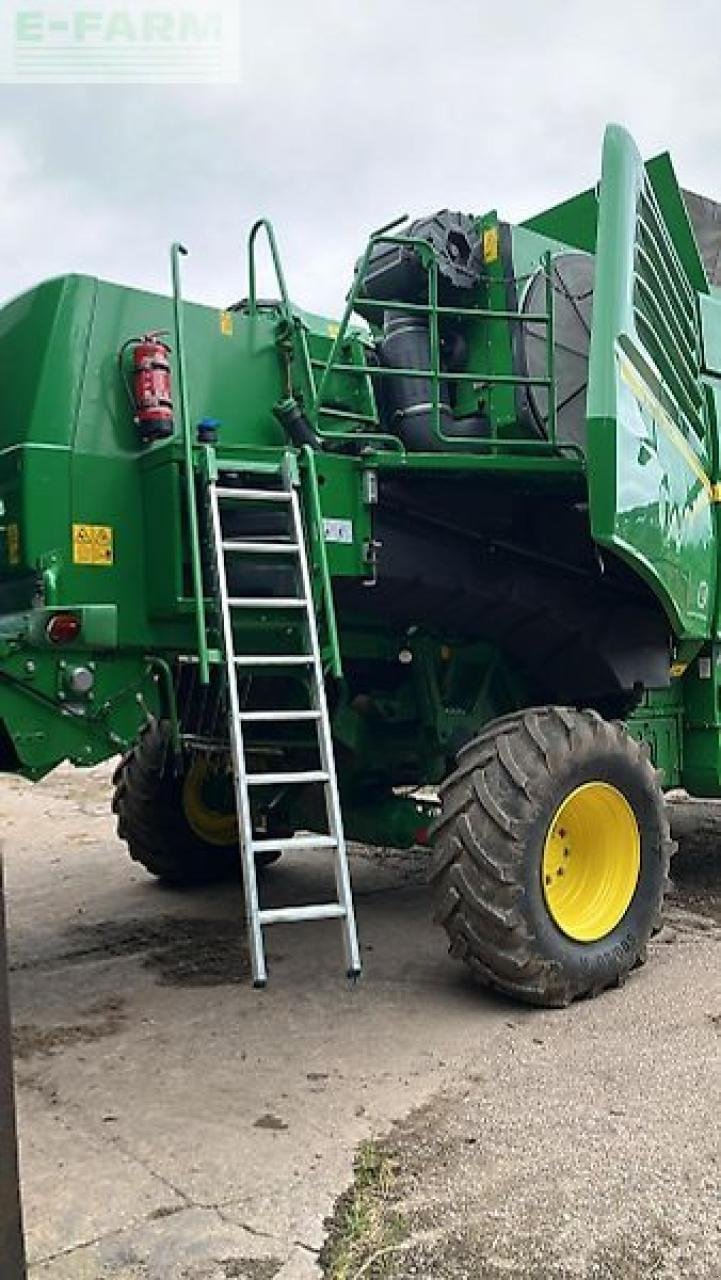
[0,0,719,316]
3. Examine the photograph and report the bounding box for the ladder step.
[234,654,313,667]
[222,540,299,555]
[215,458,283,476]
[259,904,346,925]
[246,769,329,786]
[251,834,338,854]
[216,487,292,503]
[228,597,306,610]
[177,650,224,666]
[239,709,321,723]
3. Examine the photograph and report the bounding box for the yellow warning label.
[327,322,340,339]
[72,523,114,567]
[6,522,19,566]
[670,661,688,679]
[483,226,499,264]
[220,311,234,336]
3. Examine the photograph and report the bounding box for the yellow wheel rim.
[182,759,237,847]
[541,782,641,943]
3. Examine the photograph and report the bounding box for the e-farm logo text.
[0,2,240,83]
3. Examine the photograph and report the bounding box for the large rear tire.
[431,707,672,1007]
[112,721,279,884]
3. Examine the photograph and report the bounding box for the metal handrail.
[311,227,560,455]
[247,218,293,324]
[170,242,210,685]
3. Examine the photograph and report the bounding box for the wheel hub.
[542,781,640,943]
[182,759,237,847]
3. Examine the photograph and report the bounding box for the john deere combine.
[2,123,720,1005]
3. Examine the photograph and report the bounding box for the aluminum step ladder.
[207,462,362,987]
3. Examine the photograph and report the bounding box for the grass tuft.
[320,1141,406,1280]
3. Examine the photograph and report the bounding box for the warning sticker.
[72,523,114,566]
[483,226,499,264]
[220,311,234,336]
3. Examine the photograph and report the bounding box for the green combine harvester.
[2,123,720,1006]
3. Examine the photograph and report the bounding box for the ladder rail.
[207,483,268,985]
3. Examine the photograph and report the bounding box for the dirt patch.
[221,1262,281,1280]
[254,1113,289,1131]
[11,916,258,987]
[350,843,429,888]
[12,996,126,1060]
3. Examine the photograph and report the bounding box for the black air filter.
[355,210,482,316]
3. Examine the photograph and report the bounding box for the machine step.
[228,597,306,609]
[259,904,347,925]
[215,458,284,477]
[251,834,338,853]
[246,769,329,786]
[239,709,321,723]
[216,487,292,502]
[234,653,314,667]
[222,540,299,554]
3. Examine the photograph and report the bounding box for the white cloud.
[0,0,719,314]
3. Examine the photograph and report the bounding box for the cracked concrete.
[3,764,721,1278]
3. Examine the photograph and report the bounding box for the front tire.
[431,707,672,1007]
[112,721,279,884]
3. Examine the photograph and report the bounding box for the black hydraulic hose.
[273,397,324,450]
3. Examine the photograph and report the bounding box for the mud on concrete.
[11,916,254,987]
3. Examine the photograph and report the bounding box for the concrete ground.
[2,765,721,1279]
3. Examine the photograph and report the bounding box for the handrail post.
[428,259,441,441]
[171,242,210,685]
[544,250,558,446]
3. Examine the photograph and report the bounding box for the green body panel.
[3,123,721,824]
[626,684,684,790]
[586,125,717,640]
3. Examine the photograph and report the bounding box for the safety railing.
[309,223,582,459]
[247,218,294,327]
[171,242,211,685]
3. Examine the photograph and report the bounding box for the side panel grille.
[633,183,706,457]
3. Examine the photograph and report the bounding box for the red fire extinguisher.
[119,331,175,443]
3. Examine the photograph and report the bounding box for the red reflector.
[46,613,81,645]
[414,826,429,846]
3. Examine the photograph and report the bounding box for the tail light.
[46,613,81,645]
